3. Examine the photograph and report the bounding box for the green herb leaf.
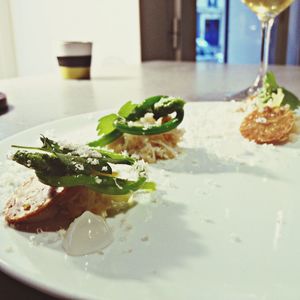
[258,72,300,111]
[264,71,278,90]
[281,88,300,110]
[118,101,137,118]
[96,113,118,136]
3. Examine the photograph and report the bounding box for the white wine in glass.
[228,0,295,100]
[243,0,294,20]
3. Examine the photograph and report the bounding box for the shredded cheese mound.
[108,128,184,163]
[106,112,184,163]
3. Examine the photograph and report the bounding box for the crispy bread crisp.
[240,106,295,145]
[5,176,62,224]
[4,176,84,231]
[4,176,131,232]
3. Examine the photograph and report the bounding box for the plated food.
[2,85,300,259]
[1,98,300,299]
[240,106,295,145]
[4,136,155,235]
[2,95,187,256]
[89,95,186,163]
[240,72,300,144]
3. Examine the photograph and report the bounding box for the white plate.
[1,102,300,300]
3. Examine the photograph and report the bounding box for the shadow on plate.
[153,147,278,180]
[9,191,206,281]
[70,195,207,280]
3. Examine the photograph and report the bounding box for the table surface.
[0,61,300,299]
[1,61,300,141]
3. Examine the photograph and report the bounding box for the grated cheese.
[57,140,102,158]
[255,117,267,124]
[108,112,184,163]
[74,163,84,171]
[95,177,102,184]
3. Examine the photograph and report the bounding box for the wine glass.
[228,0,295,100]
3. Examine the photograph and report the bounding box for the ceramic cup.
[56,41,92,80]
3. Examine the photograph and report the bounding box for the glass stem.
[253,18,275,89]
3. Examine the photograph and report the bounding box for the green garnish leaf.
[96,113,118,136]
[257,72,300,110]
[264,71,278,90]
[118,101,137,118]
[281,88,300,111]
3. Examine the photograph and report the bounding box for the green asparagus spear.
[11,136,155,195]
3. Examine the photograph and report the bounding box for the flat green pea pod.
[88,95,186,147]
[36,173,155,195]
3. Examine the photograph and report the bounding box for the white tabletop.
[1,61,300,141]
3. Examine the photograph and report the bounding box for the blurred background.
[0,0,299,79]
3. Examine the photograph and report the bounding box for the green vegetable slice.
[116,110,184,135]
[89,95,186,146]
[36,173,154,195]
